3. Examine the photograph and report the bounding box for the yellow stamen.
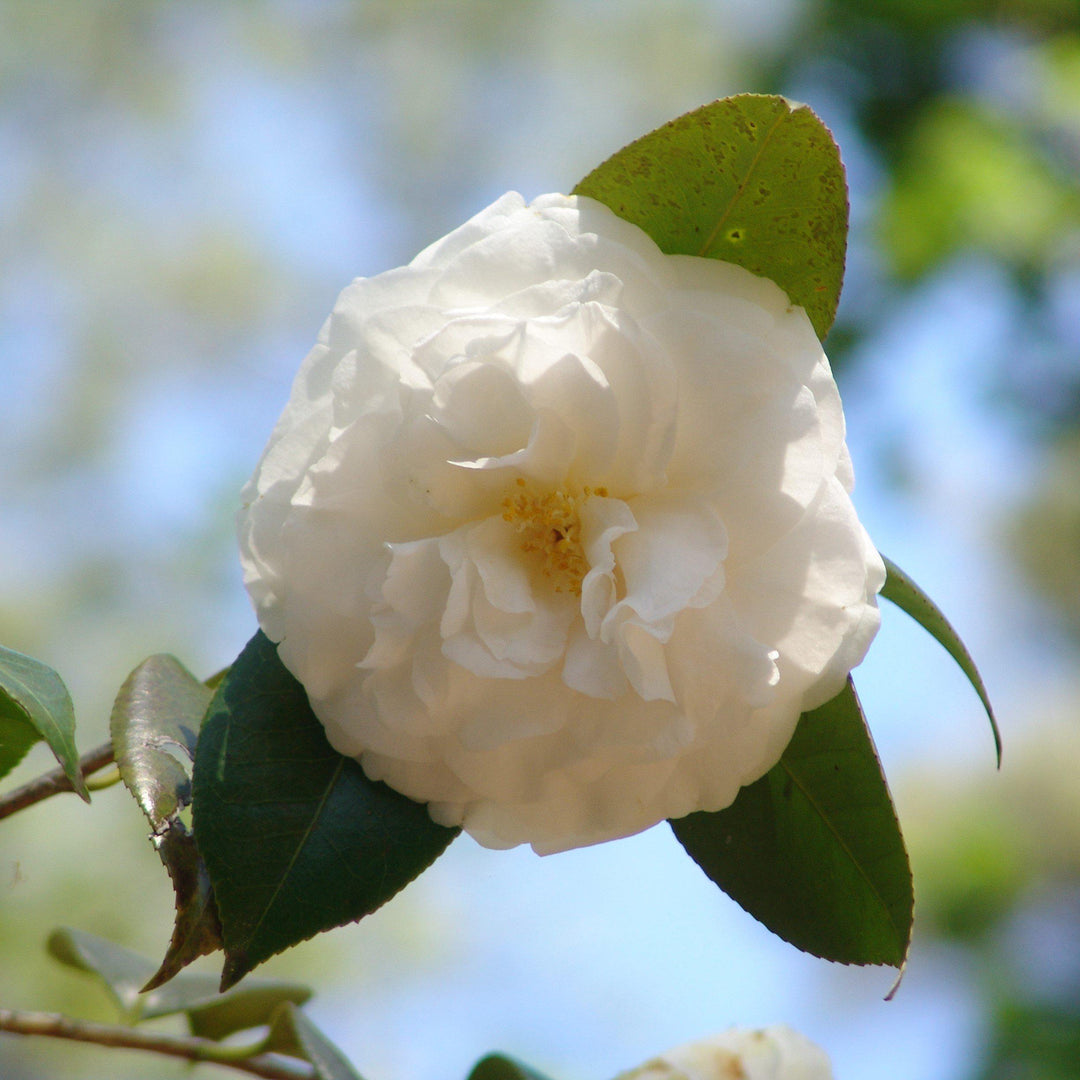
[501,478,607,595]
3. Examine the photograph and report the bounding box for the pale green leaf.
[47,927,310,1032]
[0,644,86,800]
[574,94,848,341]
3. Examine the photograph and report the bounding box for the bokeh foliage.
[3,0,1080,1077]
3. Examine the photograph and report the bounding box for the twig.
[0,1009,315,1080]
[0,742,116,822]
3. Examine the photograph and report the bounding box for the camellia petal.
[618,1026,834,1080]
[238,191,884,853]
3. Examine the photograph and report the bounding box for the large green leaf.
[881,556,1001,765]
[110,654,223,987]
[573,94,848,341]
[0,644,87,800]
[47,927,310,1031]
[670,680,913,968]
[192,631,460,989]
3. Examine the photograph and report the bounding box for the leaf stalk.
[0,741,115,822]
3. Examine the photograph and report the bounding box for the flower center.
[501,478,607,595]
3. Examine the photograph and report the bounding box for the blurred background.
[1,1,1079,1077]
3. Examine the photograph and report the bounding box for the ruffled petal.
[238,190,883,854]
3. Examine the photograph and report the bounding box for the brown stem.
[0,1009,315,1080]
[0,742,116,822]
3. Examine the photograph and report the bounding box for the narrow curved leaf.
[267,1002,365,1080]
[193,631,459,989]
[0,644,86,800]
[48,927,311,1031]
[881,555,1001,765]
[574,94,848,341]
[110,654,223,986]
[670,680,913,968]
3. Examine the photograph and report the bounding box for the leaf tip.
[220,952,250,993]
[139,966,171,995]
[884,956,908,1001]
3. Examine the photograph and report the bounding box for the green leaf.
[267,1002,365,1080]
[48,927,161,1021]
[670,680,913,968]
[110,654,223,987]
[573,94,848,341]
[881,556,1001,766]
[182,984,313,1043]
[468,1055,558,1080]
[111,654,212,828]
[192,630,460,989]
[0,710,41,784]
[47,927,311,1032]
[0,644,86,800]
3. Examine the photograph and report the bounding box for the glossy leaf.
[110,654,223,986]
[267,1002,365,1080]
[111,654,212,827]
[670,680,913,968]
[574,94,848,341]
[47,927,310,1031]
[0,644,86,800]
[193,631,460,989]
[881,555,1001,765]
[468,1055,558,1080]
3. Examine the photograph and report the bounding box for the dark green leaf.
[204,666,230,691]
[109,654,223,986]
[574,94,848,341]
[0,644,86,800]
[193,631,459,989]
[47,927,311,1032]
[468,1055,558,1080]
[0,710,41,784]
[670,680,913,968]
[267,1002,365,1080]
[881,556,1001,766]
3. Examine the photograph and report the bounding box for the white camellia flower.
[617,1026,834,1080]
[238,191,885,854]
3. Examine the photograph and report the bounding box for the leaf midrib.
[697,107,788,259]
[780,751,908,959]
[237,755,346,949]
